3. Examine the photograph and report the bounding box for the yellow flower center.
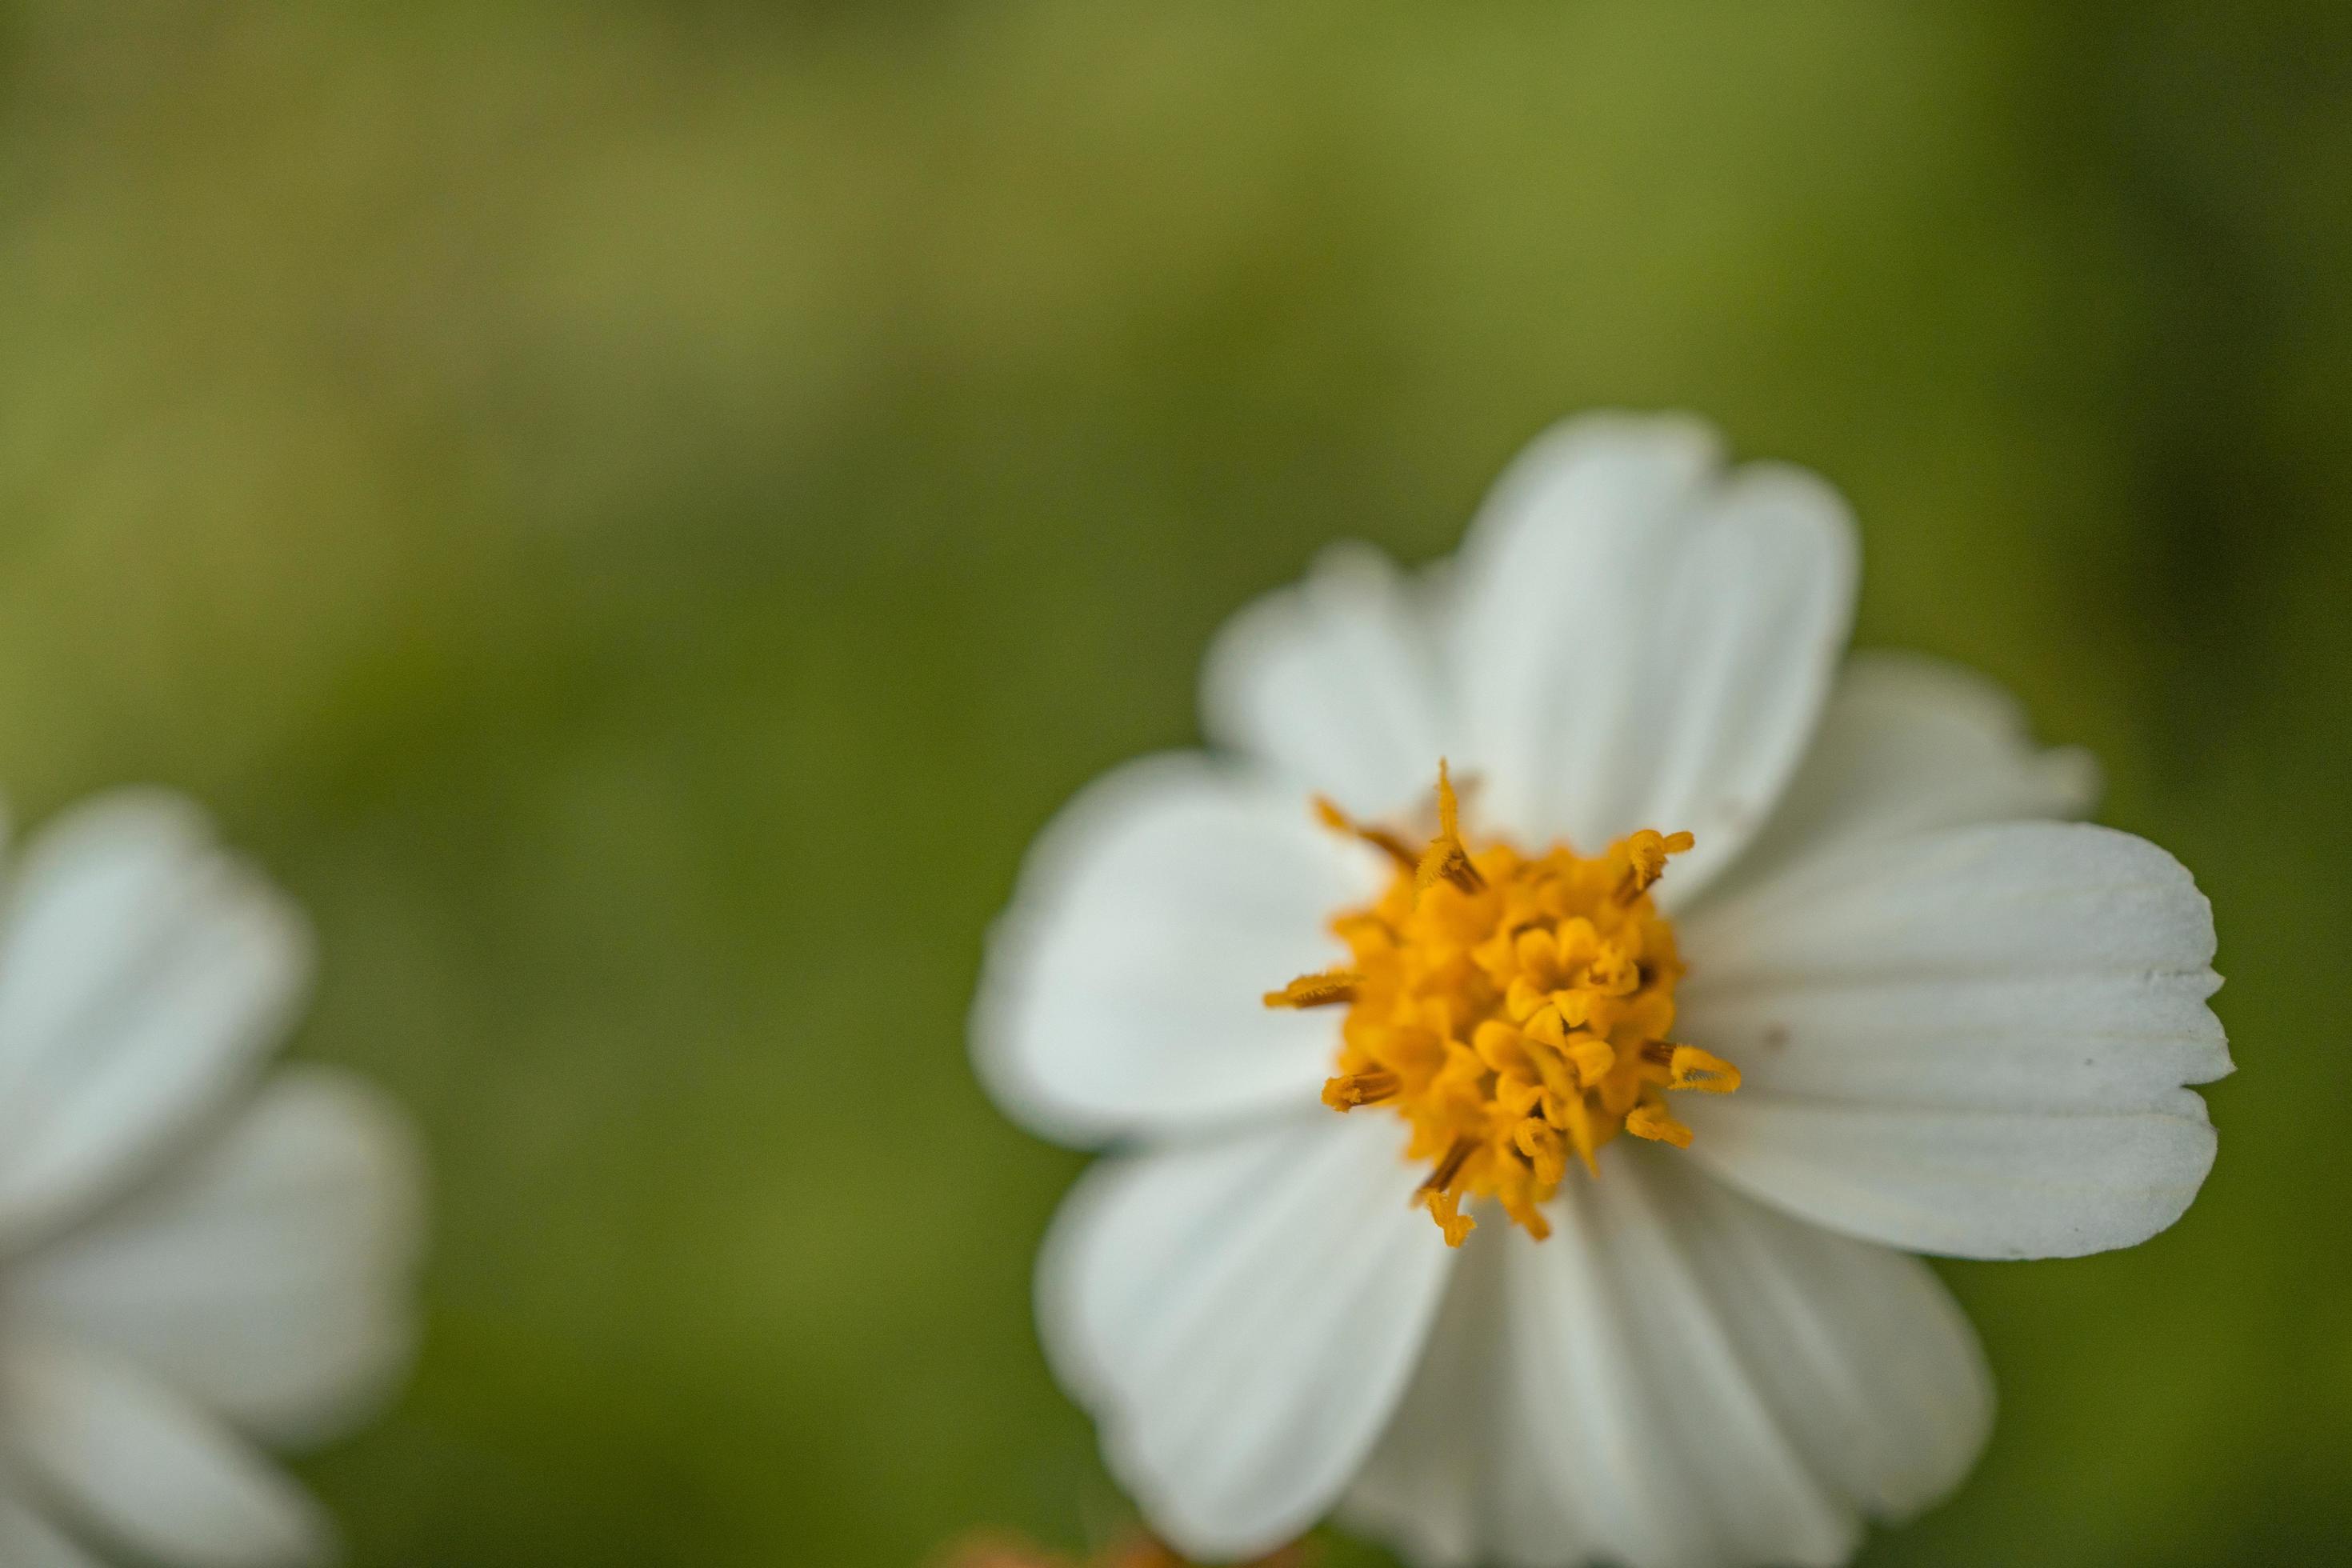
[1265,764,1739,1246]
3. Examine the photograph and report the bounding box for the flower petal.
[974,754,1381,1144]
[0,791,311,1246]
[1679,822,2228,1259]
[2,1334,332,1568]
[1695,651,2100,910]
[9,1066,426,1447]
[1201,542,1457,820]
[1038,1113,1454,1558]
[1345,1153,1990,1568]
[0,1485,107,1568]
[1450,414,1857,902]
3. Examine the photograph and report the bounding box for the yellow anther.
[1515,926,1562,982]
[1314,796,1422,872]
[1565,1034,1618,1086]
[1262,970,1364,1010]
[1470,1019,1527,1074]
[1422,1189,1476,1247]
[1274,765,1735,1244]
[1614,828,1698,904]
[1494,1074,1544,1118]
[1416,839,1486,896]
[1586,943,1641,997]
[1503,975,1552,1024]
[1626,1100,1694,1148]
[1415,759,1487,895]
[1513,1118,1567,1187]
[1666,1044,1742,1094]
[1435,758,1465,841]
[1558,1094,1602,1175]
[1322,1070,1401,1110]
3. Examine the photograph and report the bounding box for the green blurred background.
[2,2,2346,1563]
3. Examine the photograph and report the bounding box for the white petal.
[1200,542,1457,820]
[974,754,1381,1144]
[0,791,311,1246]
[10,1066,426,1447]
[1345,1154,1990,1568]
[1343,1158,1842,1568]
[0,1483,107,1568]
[1450,414,1857,901]
[2,1334,332,1568]
[1038,1113,1455,1558]
[1695,651,2100,910]
[1680,822,2228,1259]
[1338,1210,1605,1568]
[1642,1163,1992,1527]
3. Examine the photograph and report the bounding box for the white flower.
[974,414,2228,1568]
[0,791,425,1567]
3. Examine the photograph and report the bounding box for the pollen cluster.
[1266,766,1739,1246]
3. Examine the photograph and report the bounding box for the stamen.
[1626,1100,1694,1148]
[1417,1134,1478,1197]
[1614,829,1697,904]
[1262,970,1364,1010]
[1416,1137,1480,1248]
[1565,1034,1617,1086]
[1422,1187,1475,1247]
[1513,1118,1567,1186]
[1554,1091,1602,1176]
[1666,1044,1741,1094]
[1314,797,1421,872]
[1415,759,1486,894]
[1322,1070,1401,1110]
[1417,839,1486,896]
[1436,758,1465,841]
[1276,766,1734,1242]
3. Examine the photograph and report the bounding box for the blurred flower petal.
[10,1066,426,1446]
[0,789,425,1562]
[1202,542,1457,821]
[2,1335,332,1568]
[0,791,310,1246]
[0,1484,107,1568]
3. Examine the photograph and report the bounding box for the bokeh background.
[2,2,2347,1564]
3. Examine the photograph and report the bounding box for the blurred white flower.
[974,414,2229,1568]
[0,792,424,1567]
